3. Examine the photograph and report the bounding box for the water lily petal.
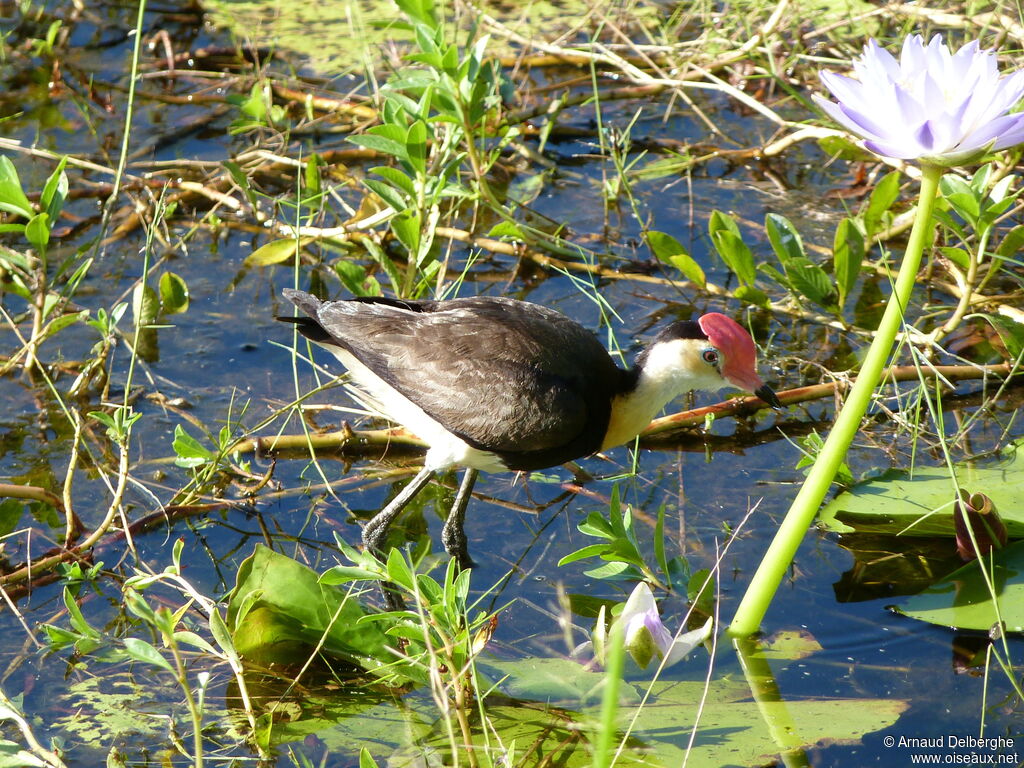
[900,34,928,75]
[859,38,900,83]
[832,102,895,143]
[966,112,1024,152]
[662,617,714,668]
[863,138,925,161]
[621,580,658,619]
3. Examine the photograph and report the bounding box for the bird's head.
[639,313,781,407]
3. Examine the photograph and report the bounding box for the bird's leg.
[363,466,435,560]
[363,466,435,612]
[441,468,478,569]
[564,460,593,484]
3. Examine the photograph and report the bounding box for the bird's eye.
[702,348,719,365]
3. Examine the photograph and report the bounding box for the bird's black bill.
[754,384,783,409]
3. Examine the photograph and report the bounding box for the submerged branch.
[641,361,1018,441]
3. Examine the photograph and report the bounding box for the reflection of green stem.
[729,164,943,637]
[733,637,812,768]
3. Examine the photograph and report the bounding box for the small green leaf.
[977,313,1024,360]
[710,229,756,286]
[557,543,614,567]
[63,587,100,639]
[124,589,159,625]
[577,511,615,539]
[348,125,410,162]
[371,166,417,199]
[390,209,421,253]
[245,238,301,267]
[767,214,835,308]
[765,213,804,263]
[0,156,34,219]
[24,212,50,255]
[487,221,525,240]
[173,630,219,656]
[363,179,410,213]
[687,568,714,615]
[938,246,970,271]
[583,561,642,580]
[863,170,901,239]
[122,638,174,673]
[172,424,214,468]
[303,153,323,199]
[39,157,68,223]
[995,224,1024,260]
[733,284,770,306]
[334,260,381,298]
[646,231,706,288]
[654,504,669,583]
[41,310,85,340]
[943,192,981,223]
[406,120,428,173]
[832,217,864,308]
[784,257,836,309]
[158,272,189,314]
[708,209,742,239]
[384,547,415,589]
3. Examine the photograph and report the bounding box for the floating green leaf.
[820,442,1024,537]
[892,540,1024,632]
[482,656,906,767]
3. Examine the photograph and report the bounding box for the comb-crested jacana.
[280,289,779,565]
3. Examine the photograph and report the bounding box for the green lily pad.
[483,656,905,767]
[819,443,1024,537]
[892,540,1024,633]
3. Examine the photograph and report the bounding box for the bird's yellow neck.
[601,338,719,450]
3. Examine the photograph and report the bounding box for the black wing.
[282,291,628,470]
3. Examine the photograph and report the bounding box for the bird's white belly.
[326,347,508,473]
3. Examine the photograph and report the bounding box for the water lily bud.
[954,489,1007,561]
[814,35,1024,166]
[615,583,713,670]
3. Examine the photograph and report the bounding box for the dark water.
[0,3,1021,767]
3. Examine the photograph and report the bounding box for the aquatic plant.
[731,35,1024,636]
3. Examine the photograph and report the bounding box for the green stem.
[593,621,625,768]
[728,163,944,638]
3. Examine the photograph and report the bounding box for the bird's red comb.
[697,313,762,391]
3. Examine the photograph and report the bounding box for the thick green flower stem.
[728,163,943,638]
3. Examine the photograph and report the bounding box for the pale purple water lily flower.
[617,582,712,670]
[814,35,1024,165]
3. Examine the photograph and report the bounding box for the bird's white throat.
[601,338,721,450]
